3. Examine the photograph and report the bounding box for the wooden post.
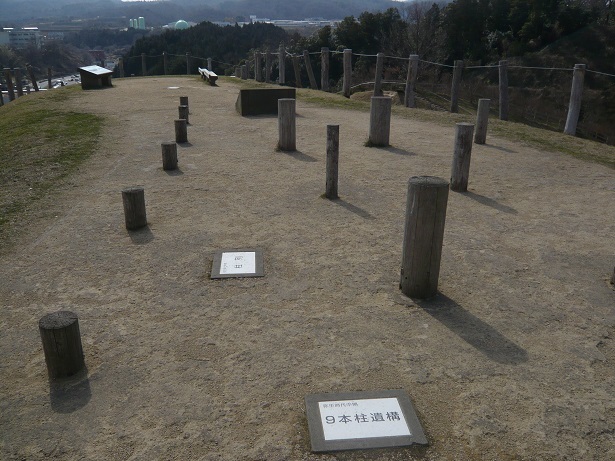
[162,52,168,75]
[278,98,296,151]
[15,69,23,97]
[373,52,384,96]
[400,176,449,299]
[474,99,490,144]
[255,51,262,82]
[611,266,615,285]
[186,52,191,74]
[321,47,329,92]
[241,64,248,80]
[292,55,302,88]
[499,60,509,121]
[179,96,188,110]
[122,187,147,230]
[450,60,463,113]
[119,58,125,78]
[326,124,339,199]
[265,50,272,83]
[178,105,189,124]
[4,68,15,101]
[450,122,475,192]
[39,311,85,380]
[368,96,392,147]
[47,67,52,90]
[303,50,318,90]
[141,53,147,76]
[161,142,178,170]
[175,119,188,143]
[343,49,352,98]
[27,65,39,91]
[278,45,286,85]
[207,57,212,71]
[404,54,419,108]
[564,64,586,136]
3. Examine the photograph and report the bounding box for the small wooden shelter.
[78,65,113,90]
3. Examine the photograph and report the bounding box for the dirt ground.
[1,76,614,461]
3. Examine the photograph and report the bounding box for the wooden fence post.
[303,50,318,90]
[292,55,302,88]
[241,65,248,80]
[39,311,85,380]
[278,99,296,151]
[373,52,384,96]
[255,51,262,82]
[119,58,125,78]
[27,65,39,91]
[404,54,419,108]
[122,187,147,230]
[326,124,340,199]
[4,69,15,101]
[343,49,352,98]
[450,123,475,192]
[14,69,23,97]
[186,52,191,74]
[450,60,463,113]
[400,176,449,299]
[564,63,586,136]
[279,45,286,84]
[368,96,392,146]
[162,52,168,75]
[47,67,52,90]
[474,99,490,144]
[175,119,188,143]
[321,47,330,92]
[178,105,189,124]
[161,142,178,170]
[264,50,272,83]
[207,57,212,71]
[141,53,147,76]
[499,60,509,121]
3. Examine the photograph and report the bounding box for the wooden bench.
[198,67,218,86]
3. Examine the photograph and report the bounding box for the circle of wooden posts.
[369,96,392,147]
[161,142,178,170]
[450,123,475,192]
[325,125,340,199]
[39,311,85,380]
[122,187,147,230]
[400,176,450,299]
[278,98,296,151]
[474,99,490,144]
[178,105,189,125]
[175,119,188,143]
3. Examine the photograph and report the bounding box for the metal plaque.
[211,249,264,279]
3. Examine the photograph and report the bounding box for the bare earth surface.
[1,76,614,461]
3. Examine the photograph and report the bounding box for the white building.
[1,27,42,48]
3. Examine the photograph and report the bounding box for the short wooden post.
[27,65,39,91]
[255,51,262,82]
[450,122,475,192]
[373,52,384,96]
[162,52,168,75]
[265,50,273,83]
[303,50,318,90]
[292,55,302,88]
[119,58,125,78]
[39,311,85,380]
[278,45,286,85]
[175,119,188,143]
[0,91,3,106]
[326,125,339,199]
[450,60,463,113]
[400,176,449,299]
[368,96,392,147]
[15,69,23,97]
[234,67,240,78]
[611,266,615,285]
[161,142,178,170]
[122,187,147,230]
[4,68,15,101]
[474,98,490,144]
[404,54,419,108]
[343,49,352,98]
[141,53,147,76]
[564,64,586,136]
[186,52,191,75]
[47,67,52,90]
[179,96,188,110]
[178,105,189,124]
[499,60,509,121]
[278,98,296,151]
[241,64,248,80]
[321,47,329,92]
[207,58,212,71]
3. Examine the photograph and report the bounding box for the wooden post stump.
[343,49,352,98]
[122,187,147,230]
[373,52,384,96]
[161,142,178,170]
[450,122,475,192]
[564,64,586,136]
[278,98,296,151]
[404,54,419,108]
[178,105,189,125]
[400,176,449,299]
[450,60,463,113]
[474,98,490,144]
[179,96,188,110]
[499,60,509,121]
[39,311,85,380]
[175,119,188,143]
[326,124,340,199]
[368,96,392,147]
[303,50,318,90]
[321,47,330,92]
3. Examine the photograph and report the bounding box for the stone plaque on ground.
[305,389,427,452]
[210,249,264,279]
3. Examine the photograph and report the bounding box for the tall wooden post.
[161,142,178,170]
[47,67,52,90]
[175,119,188,143]
[207,57,212,71]
[326,125,339,199]
[368,96,392,147]
[4,69,15,101]
[564,64,586,136]
[373,52,384,96]
[122,187,147,230]
[255,52,262,82]
[450,60,463,113]
[27,65,39,91]
[450,123,475,192]
[400,176,449,299]
[178,105,189,124]
[343,49,352,98]
[14,69,23,97]
[141,53,147,76]
[265,50,272,83]
[39,311,85,380]
[186,52,191,74]
[474,99,490,144]
[240,65,247,79]
[162,52,168,75]
[404,54,419,108]
[279,45,286,85]
[321,47,330,92]
[499,60,509,121]
[278,98,296,151]
[292,55,302,88]
[119,58,125,78]
[303,50,318,90]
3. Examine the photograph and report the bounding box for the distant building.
[138,17,145,30]
[0,27,42,49]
